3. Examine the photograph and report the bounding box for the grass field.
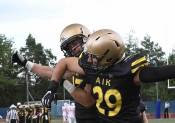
[1,119,175,123]
[147,118,175,123]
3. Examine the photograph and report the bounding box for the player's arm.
[142,111,148,123]
[31,64,72,79]
[11,51,54,78]
[16,114,19,122]
[84,84,91,94]
[11,51,72,79]
[30,64,54,79]
[60,78,94,108]
[126,54,175,84]
[33,108,36,116]
[47,109,51,118]
[134,65,175,84]
[42,57,95,108]
[51,57,85,81]
[6,113,9,122]
[52,57,95,108]
[67,82,95,108]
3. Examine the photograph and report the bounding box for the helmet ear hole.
[96,37,100,41]
[106,58,112,62]
[115,41,120,47]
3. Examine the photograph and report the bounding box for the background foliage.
[0,29,175,107]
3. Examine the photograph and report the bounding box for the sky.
[1,0,175,61]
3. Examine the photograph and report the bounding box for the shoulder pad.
[124,53,148,73]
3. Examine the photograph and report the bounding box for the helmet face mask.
[81,52,113,74]
[60,23,91,57]
[87,54,101,69]
[61,34,86,57]
[80,29,125,74]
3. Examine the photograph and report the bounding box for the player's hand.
[41,80,59,108]
[11,51,27,66]
[59,77,66,86]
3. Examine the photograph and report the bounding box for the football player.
[42,29,175,123]
[138,102,148,123]
[17,102,21,110]
[67,103,76,123]
[24,105,30,123]
[38,104,44,123]
[12,23,99,123]
[18,105,25,123]
[62,103,68,123]
[32,103,40,123]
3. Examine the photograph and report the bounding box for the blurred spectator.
[164,101,170,118]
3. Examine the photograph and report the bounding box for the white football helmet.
[17,102,21,106]
[63,102,68,106]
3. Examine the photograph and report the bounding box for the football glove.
[11,51,27,66]
[41,80,59,108]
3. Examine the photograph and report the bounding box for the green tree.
[0,34,19,107]
[17,34,58,103]
[125,29,140,56]
[138,35,169,101]
[138,35,166,62]
[125,31,172,101]
[164,45,175,100]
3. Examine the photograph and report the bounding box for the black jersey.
[18,109,25,118]
[44,107,50,115]
[82,54,148,123]
[138,102,147,115]
[73,52,99,123]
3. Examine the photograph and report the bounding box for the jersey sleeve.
[124,53,148,74]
